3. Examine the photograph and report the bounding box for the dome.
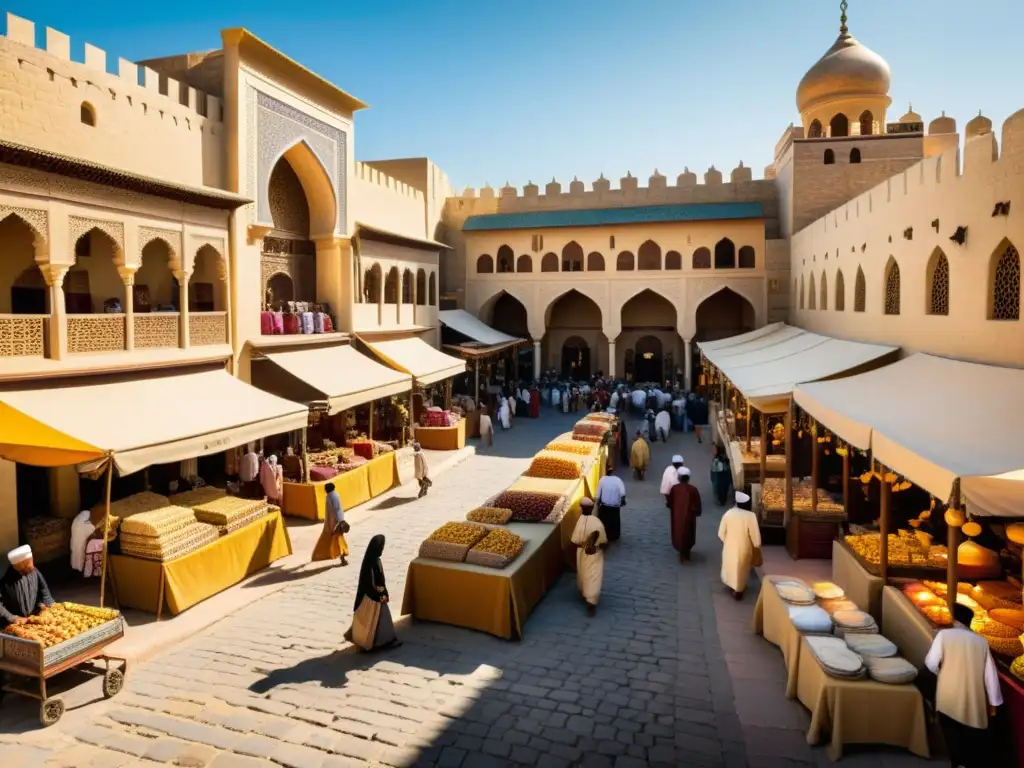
[965,111,992,138]
[929,112,956,135]
[796,31,891,113]
[900,105,922,124]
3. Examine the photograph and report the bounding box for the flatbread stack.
[832,608,879,638]
[191,496,269,535]
[806,636,866,679]
[819,597,860,616]
[787,605,834,634]
[119,504,219,561]
[864,656,918,684]
[775,581,817,605]
[844,633,898,658]
[169,487,228,508]
[91,491,171,532]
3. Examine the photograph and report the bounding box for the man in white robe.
[654,408,671,443]
[571,498,607,616]
[478,404,494,448]
[718,491,761,600]
[660,455,684,500]
[498,398,511,430]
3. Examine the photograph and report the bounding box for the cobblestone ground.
[0,410,936,767]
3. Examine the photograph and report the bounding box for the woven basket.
[465,548,519,569]
[418,539,471,563]
[43,617,124,668]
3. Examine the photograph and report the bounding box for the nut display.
[466,507,513,525]
[426,522,488,547]
[525,453,584,480]
[572,422,609,440]
[1010,654,1024,681]
[490,490,562,522]
[845,532,949,568]
[472,529,524,558]
[761,478,844,516]
[3,603,120,648]
[545,441,597,456]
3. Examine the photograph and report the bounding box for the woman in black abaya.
[345,535,400,651]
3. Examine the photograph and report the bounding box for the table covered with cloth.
[504,475,587,569]
[110,509,292,618]
[795,636,930,761]
[832,539,884,619]
[281,452,397,520]
[413,418,466,451]
[752,575,810,698]
[880,585,936,669]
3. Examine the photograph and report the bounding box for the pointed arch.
[926,247,950,316]
[824,149,835,165]
[428,272,437,306]
[693,287,756,340]
[480,289,531,338]
[738,246,755,269]
[416,268,427,305]
[384,266,399,304]
[859,110,873,136]
[692,247,711,270]
[401,268,414,304]
[830,113,849,138]
[835,268,845,311]
[496,245,514,273]
[849,148,861,164]
[476,254,494,273]
[561,241,584,272]
[989,240,1020,320]
[808,120,823,138]
[819,271,828,310]
[544,288,602,333]
[587,252,605,271]
[883,257,901,315]
[516,254,533,273]
[272,140,338,236]
[637,240,661,270]
[541,252,558,272]
[616,251,635,271]
[665,250,682,270]
[363,263,381,303]
[808,273,817,310]
[854,266,866,312]
[137,237,176,310]
[713,238,735,269]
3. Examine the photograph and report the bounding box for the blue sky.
[6,1,1022,190]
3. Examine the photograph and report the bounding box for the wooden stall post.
[745,402,752,452]
[369,401,375,441]
[759,412,767,487]
[301,425,310,483]
[947,483,961,614]
[475,359,481,406]
[784,400,794,527]
[406,384,415,446]
[841,441,850,514]
[879,460,891,586]
[99,457,114,607]
[811,421,819,515]
[444,380,452,410]
[719,377,726,409]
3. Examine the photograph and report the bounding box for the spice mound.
[490,490,562,522]
[466,507,513,525]
[545,441,596,456]
[466,529,525,569]
[525,453,583,480]
[426,522,488,547]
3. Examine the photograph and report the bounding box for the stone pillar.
[315,237,352,333]
[684,339,693,391]
[607,339,616,379]
[532,341,542,381]
[174,269,191,348]
[218,259,232,349]
[40,264,69,360]
[118,266,137,351]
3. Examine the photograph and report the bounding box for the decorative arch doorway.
[480,290,532,380]
[620,289,678,385]
[544,289,604,379]
[633,335,664,383]
[561,336,591,380]
[694,288,755,342]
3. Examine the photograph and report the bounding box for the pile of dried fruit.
[545,441,596,456]
[761,478,843,515]
[472,529,524,558]
[466,507,513,525]
[491,490,562,522]
[525,453,584,480]
[845,532,949,568]
[572,422,608,441]
[426,522,488,547]
[3,603,120,648]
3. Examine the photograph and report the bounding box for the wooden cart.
[0,617,127,726]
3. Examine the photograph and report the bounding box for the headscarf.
[354,534,387,611]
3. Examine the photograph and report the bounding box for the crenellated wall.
[0,13,223,189]
[350,161,426,239]
[790,108,1024,366]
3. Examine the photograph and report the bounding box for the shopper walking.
[667,467,702,562]
[311,482,349,566]
[344,535,400,651]
[594,469,627,542]
[630,430,650,480]
[478,405,494,448]
[718,491,761,600]
[571,498,608,616]
[685,393,710,444]
[413,443,432,498]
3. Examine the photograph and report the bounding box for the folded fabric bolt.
[865,655,918,684]
[844,633,898,658]
[788,604,834,634]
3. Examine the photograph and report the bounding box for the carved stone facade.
[67,314,126,354]
[0,316,45,357]
[0,206,47,246]
[68,215,126,256]
[133,313,180,349]
[189,312,228,346]
[138,226,183,264]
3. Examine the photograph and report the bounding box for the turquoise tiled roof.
[462,202,763,232]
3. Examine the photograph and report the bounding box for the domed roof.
[965,111,992,138]
[899,105,921,123]
[796,20,891,113]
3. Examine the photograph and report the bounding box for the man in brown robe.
[667,467,701,562]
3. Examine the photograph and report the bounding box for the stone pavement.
[0,409,942,767]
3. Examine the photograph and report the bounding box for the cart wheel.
[40,697,64,727]
[103,668,125,698]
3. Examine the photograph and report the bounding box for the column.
[0,459,17,553]
[118,266,136,351]
[174,269,191,349]
[607,339,616,379]
[218,256,232,349]
[40,264,69,360]
[684,339,693,391]
[532,341,541,381]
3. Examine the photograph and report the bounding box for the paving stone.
[270,741,326,768]
[436,746,466,767]
[209,754,277,768]
[330,733,382,762]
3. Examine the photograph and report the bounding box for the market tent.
[361,336,467,386]
[439,310,523,349]
[0,367,308,475]
[794,354,1024,516]
[697,322,784,354]
[701,324,807,367]
[253,344,412,413]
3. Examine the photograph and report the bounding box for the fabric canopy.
[439,309,524,348]
[362,336,466,386]
[794,354,1024,516]
[698,322,785,355]
[0,368,308,475]
[701,324,808,368]
[258,345,411,412]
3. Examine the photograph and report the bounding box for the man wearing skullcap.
[718,491,761,600]
[0,546,55,628]
[660,455,685,501]
[570,498,608,616]
[667,467,702,562]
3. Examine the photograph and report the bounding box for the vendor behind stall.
[0,546,55,628]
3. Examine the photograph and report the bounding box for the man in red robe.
[667,467,702,562]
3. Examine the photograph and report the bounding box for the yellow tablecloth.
[752,576,810,698]
[110,509,292,617]
[401,521,564,640]
[881,585,936,669]
[281,452,397,520]
[796,636,930,761]
[414,418,466,451]
[832,539,884,619]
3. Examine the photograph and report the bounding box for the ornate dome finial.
[840,0,849,35]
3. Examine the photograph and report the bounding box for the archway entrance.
[620,289,678,386]
[694,288,755,342]
[561,336,591,380]
[544,289,604,379]
[633,336,664,383]
[480,291,532,380]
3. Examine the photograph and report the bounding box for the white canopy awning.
[0,367,308,475]
[439,310,523,348]
[697,323,784,354]
[794,354,1024,516]
[701,325,809,368]
[256,344,412,413]
[362,336,467,386]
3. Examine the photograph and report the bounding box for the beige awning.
[698,323,785,354]
[439,310,523,347]
[0,367,308,475]
[794,354,1024,516]
[362,336,467,386]
[701,324,808,367]
[255,344,412,412]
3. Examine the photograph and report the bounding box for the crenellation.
[83,42,105,72]
[44,27,71,60]
[704,166,723,185]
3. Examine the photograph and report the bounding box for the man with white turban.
[570,498,608,616]
[718,491,761,599]
[660,455,684,501]
[0,546,55,628]
[667,467,702,562]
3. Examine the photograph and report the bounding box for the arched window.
[830,113,849,137]
[541,252,558,272]
[824,149,835,165]
[884,258,901,315]
[637,240,661,270]
[516,254,533,273]
[562,241,584,272]
[926,248,949,316]
[808,273,817,310]
[665,251,682,270]
[496,245,514,273]
[713,238,735,269]
[476,254,494,273]
[692,248,711,269]
[363,264,381,303]
[820,272,828,310]
[384,267,399,304]
[616,251,635,271]
[416,269,427,305]
[807,119,823,138]
[849,148,861,164]
[738,246,755,268]
[990,241,1021,320]
[854,267,866,312]
[799,274,805,309]
[587,252,605,271]
[859,110,873,136]
[428,272,437,306]
[401,268,413,304]
[835,269,845,311]
[80,102,96,126]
